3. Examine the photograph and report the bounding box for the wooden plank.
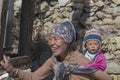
[4,0,14,49]
[0,56,30,66]
[10,56,30,66]
[0,0,3,29]
[0,56,30,74]
[0,0,8,60]
[18,0,35,56]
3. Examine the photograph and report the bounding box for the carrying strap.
[51,55,97,80]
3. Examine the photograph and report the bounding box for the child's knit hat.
[83,29,102,48]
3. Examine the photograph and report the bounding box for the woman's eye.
[48,38,51,41]
[55,36,61,41]
[54,38,58,41]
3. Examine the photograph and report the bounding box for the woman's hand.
[0,55,16,73]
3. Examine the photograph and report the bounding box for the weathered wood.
[10,56,30,66]
[0,0,8,60]
[0,56,30,74]
[18,0,35,56]
[0,56,30,66]
[0,0,3,25]
[4,0,14,49]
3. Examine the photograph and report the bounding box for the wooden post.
[18,0,35,56]
[0,0,8,60]
[4,0,14,50]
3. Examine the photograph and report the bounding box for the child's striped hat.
[83,29,102,47]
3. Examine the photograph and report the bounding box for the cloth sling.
[52,56,97,80]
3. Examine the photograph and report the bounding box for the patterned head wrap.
[50,21,76,44]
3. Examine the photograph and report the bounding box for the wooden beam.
[0,56,30,74]
[4,0,14,50]
[18,0,35,56]
[0,0,8,60]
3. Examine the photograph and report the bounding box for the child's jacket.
[84,52,107,71]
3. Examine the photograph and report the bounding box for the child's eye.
[88,43,92,45]
[95,43,98,45]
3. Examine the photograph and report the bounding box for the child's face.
[85,40,100,54]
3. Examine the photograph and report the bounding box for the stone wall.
[12,0,120,74]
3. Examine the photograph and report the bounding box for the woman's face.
[86,40,100,54]
[48,34,69,56]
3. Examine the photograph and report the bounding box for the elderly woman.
[0,21,112,80]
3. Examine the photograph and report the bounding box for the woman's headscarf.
[49,21,76,44]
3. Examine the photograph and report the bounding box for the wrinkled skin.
[0,55,16,73]
[48,34,69,61]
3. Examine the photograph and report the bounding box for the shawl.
[52,56,97,80]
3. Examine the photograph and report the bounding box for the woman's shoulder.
[73,50,86,56]
[73,50,91,65]
[43,56,55,66]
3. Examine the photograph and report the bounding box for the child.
[82,29,107,71]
